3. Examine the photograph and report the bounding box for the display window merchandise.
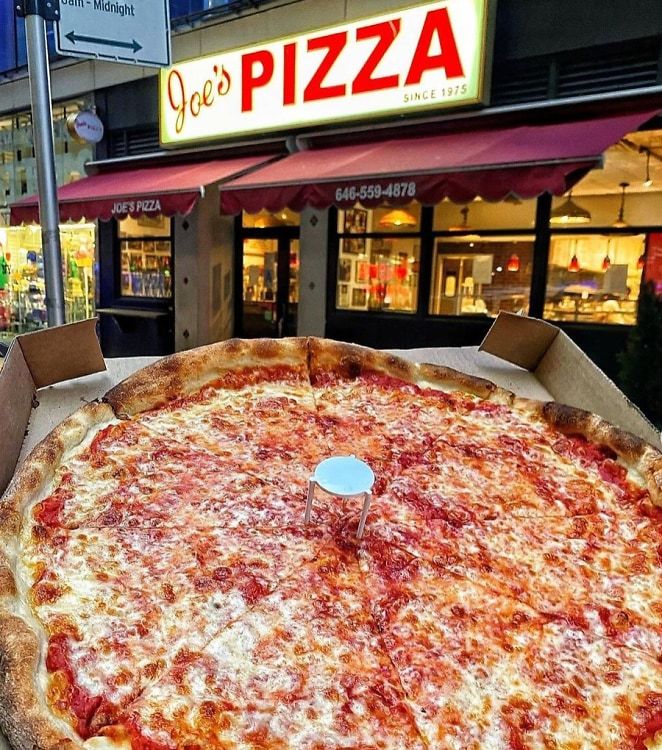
[118,215,173,299]
[0,222,96,341]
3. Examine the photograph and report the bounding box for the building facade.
[3,0,662,378]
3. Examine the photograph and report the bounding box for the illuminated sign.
[159,0,491,147]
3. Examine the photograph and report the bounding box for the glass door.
[240,235,299,338]
[242,237,279,337]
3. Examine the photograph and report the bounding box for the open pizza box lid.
[0,312,660,502]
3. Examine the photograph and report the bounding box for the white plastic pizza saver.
[305,455,375,539]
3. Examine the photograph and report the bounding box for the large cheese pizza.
[1,337,662,750]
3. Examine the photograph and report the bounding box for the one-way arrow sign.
[55,0,170,67]
[65,31,142,53]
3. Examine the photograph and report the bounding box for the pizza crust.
[307,337,512,402]
[105,337,310,416]
[516,398,662,507]
[0,612,81,750]
[0,402,115,750]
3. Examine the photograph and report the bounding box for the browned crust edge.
[104,337,309,416]
[0,613,80,750]
[0,401,114,750]
[0,401,116,545]
[514,397,662,507]
[307,337,513,402]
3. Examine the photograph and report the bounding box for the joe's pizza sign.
[159,0,492,147]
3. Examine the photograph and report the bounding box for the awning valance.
[10,156,276,224]
[219,110,658,213]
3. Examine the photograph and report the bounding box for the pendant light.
[612,182,629,229]
[550,192,592,225]
[637,252,646,270]
[506,253,520,272]
[568,240,581,272]
[379,208,417,228]
[602,238,612,271]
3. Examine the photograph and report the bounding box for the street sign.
[55,0,171,67]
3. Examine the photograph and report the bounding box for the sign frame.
[159,0,495,148]
[55,0,171,68]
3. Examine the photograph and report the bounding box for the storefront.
[10,154,282,354]
[1,97,97,342]
[9,0,662,375]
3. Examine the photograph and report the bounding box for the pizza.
[1,336,662,750]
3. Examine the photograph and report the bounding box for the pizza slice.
[18,518,337,739]
[359,538,662,749]
[95,546,426,750]
[363,483,662,659]
[106,338,333,494]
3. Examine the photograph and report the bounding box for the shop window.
[433,197,536,231]
[429,238,534,317]
[118,215,172,299]
[242,209,300,228]
[544,234,644,325]
[336,205,419,313]
[0,221,97,340]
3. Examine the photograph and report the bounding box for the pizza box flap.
[480,312,661,449]
[0,319,105,496]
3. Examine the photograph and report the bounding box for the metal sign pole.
[19,0,66,327]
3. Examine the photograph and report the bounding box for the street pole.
[18,0,66,327]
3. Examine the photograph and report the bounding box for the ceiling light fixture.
[379,209,417,228]
[550,192,592,225]
[613,182,630,229]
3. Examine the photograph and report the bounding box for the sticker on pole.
[55,0,171,68]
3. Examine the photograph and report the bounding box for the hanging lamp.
[550,192,592,225]
[506,253,520,272]
[637,252,646,270]
[601,237,612,271]
[613,182,630,229]
[379,208,417,228]
[568,240,581,272]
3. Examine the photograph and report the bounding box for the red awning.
[219,110,658,213]
[10,156,275,224]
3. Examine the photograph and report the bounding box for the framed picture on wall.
[355,260,370,283]
[351,287,368,307]
[338,284,350,307]
[338,258,352,282]
[344,208,368,234]
[343,238,366,255]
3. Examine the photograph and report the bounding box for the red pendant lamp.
[568,254,581,272]
[601,254,611,271]
[637,253,646,270]
[506,253,520,272]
